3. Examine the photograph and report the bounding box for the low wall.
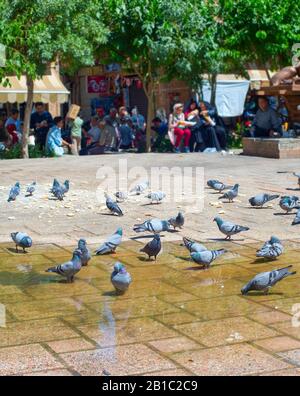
[242,137,300,159]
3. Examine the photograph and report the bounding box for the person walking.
[69,113,84,155]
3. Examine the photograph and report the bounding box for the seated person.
[0,118,12,149]
[104,108,119,151]
[198,101,227,151]
[87,121,107,155]
[151,117,168,151]
[45,117,71,157]
[250,96,282,138]
[87,116,101,148]
[184,99,206,153]
[168,103,191,153]
[119,117,134,150]
[6,124,19,146]
[5,109,22,141]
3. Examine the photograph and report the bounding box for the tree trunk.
[145,82,155,153]
[22,76,34,159]
[210,73,217,107]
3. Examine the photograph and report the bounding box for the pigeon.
[46,249,83,283]
[140,234,161,260]
[256,236,283,259]
[191,249,227,269]
[8,182,20,202]
[52,186,64,201]
[61,180,70,195]
[207,180,232,193]
[241,265,296,295]
[249,193,279,208]
[111,262,132,294]
[133,219,171,233]
[130,181,149,195]
[292,208,300,225]
[168,212,184,229]
[182,237,207,253]
[218,184,239,202]
[279,195,300,213]
[214,216,249,240]
[114,191,128,202]
[77,238,91,266]
[104,193,123,216]
[50,178,60,193]
[11,232,32,253]
[95,227,123,255]
[293,172,300,188]
[146,191,165,204]
[26,182,36,196]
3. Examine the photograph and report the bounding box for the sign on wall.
[87,76,109,95]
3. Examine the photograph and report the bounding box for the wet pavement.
[0,238,300,376]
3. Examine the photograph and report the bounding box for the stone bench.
[242,137,300,159]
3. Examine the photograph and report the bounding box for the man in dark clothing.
[30,102,54,148]
[250,96,282,138]
[151,117,168,151]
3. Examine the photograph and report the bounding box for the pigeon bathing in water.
[8,182,20,202]
[279,196,300,213]
[182,237,206,253]
[292,208,300,225]
[191,249,227,269]
[95,228,123,255]
[140,234,161,260]
[218,184,239,202]
[77,239,91,266]
[114,191,128,202]
[46,249,83,283]
[146,191,165,204]
[207,180,232,193]
[241,265,296,295]
[168,212,184,230]
[104,193,123,216]
[26,182,36,196]
[256,236,283,259]
[130,181,149,195]
[249,193,279,208]
[11,232,32,253]
[111,262,132,294]
[214,216,249,240]
[133,219,171,233]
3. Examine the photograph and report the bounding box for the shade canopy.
[0,69,69,104]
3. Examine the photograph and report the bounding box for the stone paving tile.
[269,321,300,340]
[47,338,96,353]
[148,337,202,354]
[259,368,300,376]
[142,368,191,376]
[22,369,74,376]
[248,310,292,325]
[60,344,176,376]
[0,344,63,375]
[278,349,300,366]
[174,317,279,347]
[0,318,79,347]
[171,344,292,376]
[253,336,300,352]
[77,317,179,347]
[154,312,200,327]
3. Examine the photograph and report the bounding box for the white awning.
[0,69,69,103]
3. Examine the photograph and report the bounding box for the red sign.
[87,76,109,95]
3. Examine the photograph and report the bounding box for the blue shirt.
[119,124,133,146]
[5,117,22,133]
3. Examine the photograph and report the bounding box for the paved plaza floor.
[1,152,300,375]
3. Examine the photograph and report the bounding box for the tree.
[100,0,209,151]
[0,0,108,158]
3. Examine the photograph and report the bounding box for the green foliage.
[0,144,44,160]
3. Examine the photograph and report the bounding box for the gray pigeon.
[293,172,300,188]
[78,238,91,266]
[292,208,300,225]
[207,180,232,193]
[140,234,161,260]
[279,195,300,213]
[46,249,83,283]
[26,182,36,196]
[8,182,20,202]
[146,191,165,204]
[182,237,206,253]
[241,265,296,295]
[111,262,132,294]
[256,236,283,259]
[168,212,184,230]
[249,193,279,208]
[95,227,123,255]
[50,178,60,193]
[133,218,171,233]
[105,193,123,216]
[11,232,32,253]
[114,191,128,202]
[219,184,239,202]
[214,216,249,240]
[191,249,227,269]
[130,181,149,195]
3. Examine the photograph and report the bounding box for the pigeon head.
[113,262,125,273]
[153,234,160,241]
[15,182,20,187]
[213,216,222,225]
[233,184,239,190]
[78,238,87,248]
[177,212,183,219]
[241,284,250,295]
[11,232,17,239]
[115,227,123,236]
[270,236,280,244]
[32,182,37,186]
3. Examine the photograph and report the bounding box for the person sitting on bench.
[250,96,282,138]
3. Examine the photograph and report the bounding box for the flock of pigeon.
[4,174,300,296]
